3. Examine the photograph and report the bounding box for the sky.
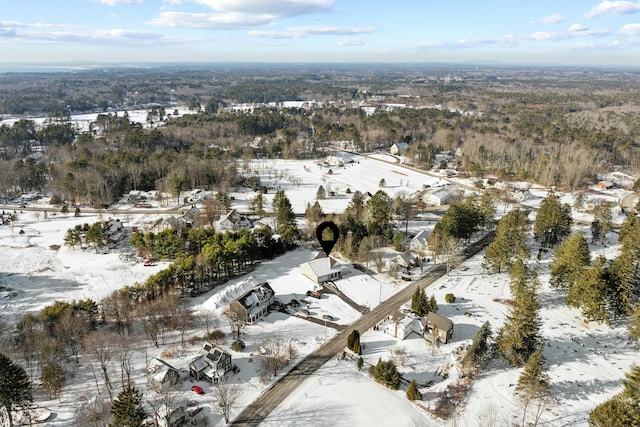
[2,0,640,67]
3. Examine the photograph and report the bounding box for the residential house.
[218,209,253,232]
[423,188,454,206]
[385,315,423,340]
[385,251,416,271]
[156,404,186,427]
[188,343,233,384]
[228,282,275,324]
[390,142,409,155]
[300,255,342,284]
[423,312,454,344]
[409,229,431,252]
[146,357,180,392]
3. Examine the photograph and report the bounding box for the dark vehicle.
[306,290,321,299]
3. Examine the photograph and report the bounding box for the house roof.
[411,229,430,246]
[302,256,338,278]
[423,312,453,332]
[234,282,274,309]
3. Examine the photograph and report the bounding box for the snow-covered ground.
[1,153,637,426]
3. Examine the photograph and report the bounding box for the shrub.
[345,188,352,194]
[49,244,61,251]
[445,293,456,303]
[356,357,363,370]
[206,329,225,342]
[231,339,246,352]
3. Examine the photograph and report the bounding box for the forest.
[1,64,640,208]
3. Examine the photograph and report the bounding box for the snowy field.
[0,153,637,426]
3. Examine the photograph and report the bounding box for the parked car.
[191,385,204,394]
[296,309,309,318]
[322,314,334,321]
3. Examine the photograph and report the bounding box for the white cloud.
[194,0,334,18]
[94,0,143,5]
[619,23,640,36]
[540,14,565,24]
[338,37,367,46]
[148,11,272,29]
[248,25,375,39]
[585,1,640,18]
[568,23,588,33]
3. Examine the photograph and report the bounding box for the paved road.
[231,235,492,427]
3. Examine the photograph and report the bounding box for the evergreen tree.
[110,386,146,427]
[346,329,360,352]
[515,346,551,427]
[628,303,640,342]
[591,201,613,244]
[479,191,496,230]
[533,192,572,248]
[372,358,400,390]
[406,379,422,400]
[249,193,266,218]
[609,223,640,317]
[589,364,640,426]
[411,287,427,315]
[460,321,492,375]
[366,190,393,237]
[568,256,612,322]
[0,353,33,427]
[272,190,300,246]
[549,232,591,290]
[497,268,542,367]
[483,209,529,273]
[316,185,326,200]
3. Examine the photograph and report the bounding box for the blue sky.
[2,0,640,66]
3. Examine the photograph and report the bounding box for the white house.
[385,316,423,340]
[217,209,253,232]
[300,255,342,284]
[409,229,431,252]
[423,188,454,206]
[390,142,409,155]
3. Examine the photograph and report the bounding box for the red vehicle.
[191,385,204,394]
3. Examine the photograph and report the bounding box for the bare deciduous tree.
[224,309,246,340]
[213,378,240,424]
[85,330,115,401]
[257,336,290,380]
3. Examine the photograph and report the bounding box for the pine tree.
[515,346,551,427]
[628,303,640,342]
[272,190,300,246]
[568,256,612,322]
[372,358,400,390]
[497,269,542,367]
[533,192,572,248]
[411,287,426,315]
[316,185,326,200]
[0,353,33,427]
[347,329,360,352]
[549,232,590,290]
[609,232,640,317]
[589,364,640,426]
[406,379,422,400]
[483,209,529,273]
[460,321,492,375]
[110,386,146,427]
[591,201,613,244]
